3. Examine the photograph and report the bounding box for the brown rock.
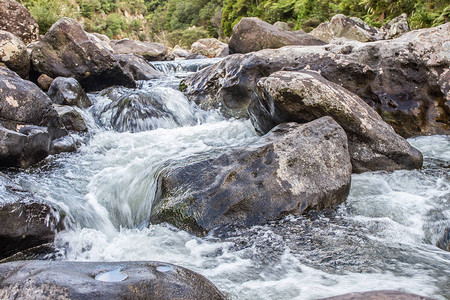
[37,74,53,91]
[0,0,39,44]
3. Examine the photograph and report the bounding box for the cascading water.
[5,59,449,300]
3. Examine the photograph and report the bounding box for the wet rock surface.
[31,18,135,92]
[0,174,64,260]
[0,30,30,79]
[152,117,351,235]
[0,260,225,300]
[252,70,423,173]
[0,0,39,44]
[184,23,450,137]
[114,53,164,81]
[228,17,326,54]
[53,105,88,132]
[48,77,92,108]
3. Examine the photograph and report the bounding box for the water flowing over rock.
[114,54,164,81]
[381,14,410,39]
[47,77,92,108]
[0,30,30,79]
[152,117,351,235]
[0,261,225,299]
[252,70,423,173]
[0,0,39,44]
[228,17,326,54]
[318,290,435,300]
[190,38,229,58]
[31,18,135,92]
[0,174,64,260]
[184,23,450,137]
[111,39,174,61]
[310,14,384,43]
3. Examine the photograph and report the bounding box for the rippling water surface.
[8,59,450,300]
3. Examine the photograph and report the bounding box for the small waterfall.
[151,58,223,76]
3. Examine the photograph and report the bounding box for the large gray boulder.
[111,39,174,61]
[0,0,39,44]
[228,17,326,54]
[0,173,64,260]
[31,18,135,92]
[47,77,92,108]
[252,70,423,173]
[184,23,450,137]
[190,38,229,58]
[310,14,384,43]
[381,14,410,39]
[114,53,164,81]
[0,30,30,78]
[318,290,434,300]
[0,261,225,299]
[0,67,66,167]
[151,117,352,235]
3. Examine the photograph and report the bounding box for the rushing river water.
[6,59,450,300]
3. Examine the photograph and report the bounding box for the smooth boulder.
[228,17,326,54]
[0,0,39,44]
[318,290,434,300]
[252,70,423,173]
[190,38,229,58]
[0,261,225,300]
[115,54,164,80]
[0,174,64,260]
[47,77,92,108]
[31,18,135,92]
[151,117,352,235]
[111,39,174,61]
[0,30,30,78]
[310,14,384,43]
[184,23,450,137]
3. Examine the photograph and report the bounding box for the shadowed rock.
[252,70,423,173]
[31,18,135,92]
[114,54,164,80]
[152,117,351,235]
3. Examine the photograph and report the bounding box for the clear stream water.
[6,59,450,299]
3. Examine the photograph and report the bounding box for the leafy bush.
[165,27,209,47]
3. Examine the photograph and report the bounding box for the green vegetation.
[18,0,449,44]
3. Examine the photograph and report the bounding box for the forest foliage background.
[18,0,449,47]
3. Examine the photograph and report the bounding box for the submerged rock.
[152,117,352,235]
[310,14,384,43]
[0,30,30,78]
[47,77,92,108]
[436,227,450,252]
[111,39,174,61]
[31,18,135,92]
[190,38,229,58]
[0,261,225,299]
[228,17,326,54]
[184,23,450,137]
[252,70,422,173]
[318,290,434,300]
[0,0,39,44]
[0,174,65,260]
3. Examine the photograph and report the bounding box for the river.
[6,59,450,300]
